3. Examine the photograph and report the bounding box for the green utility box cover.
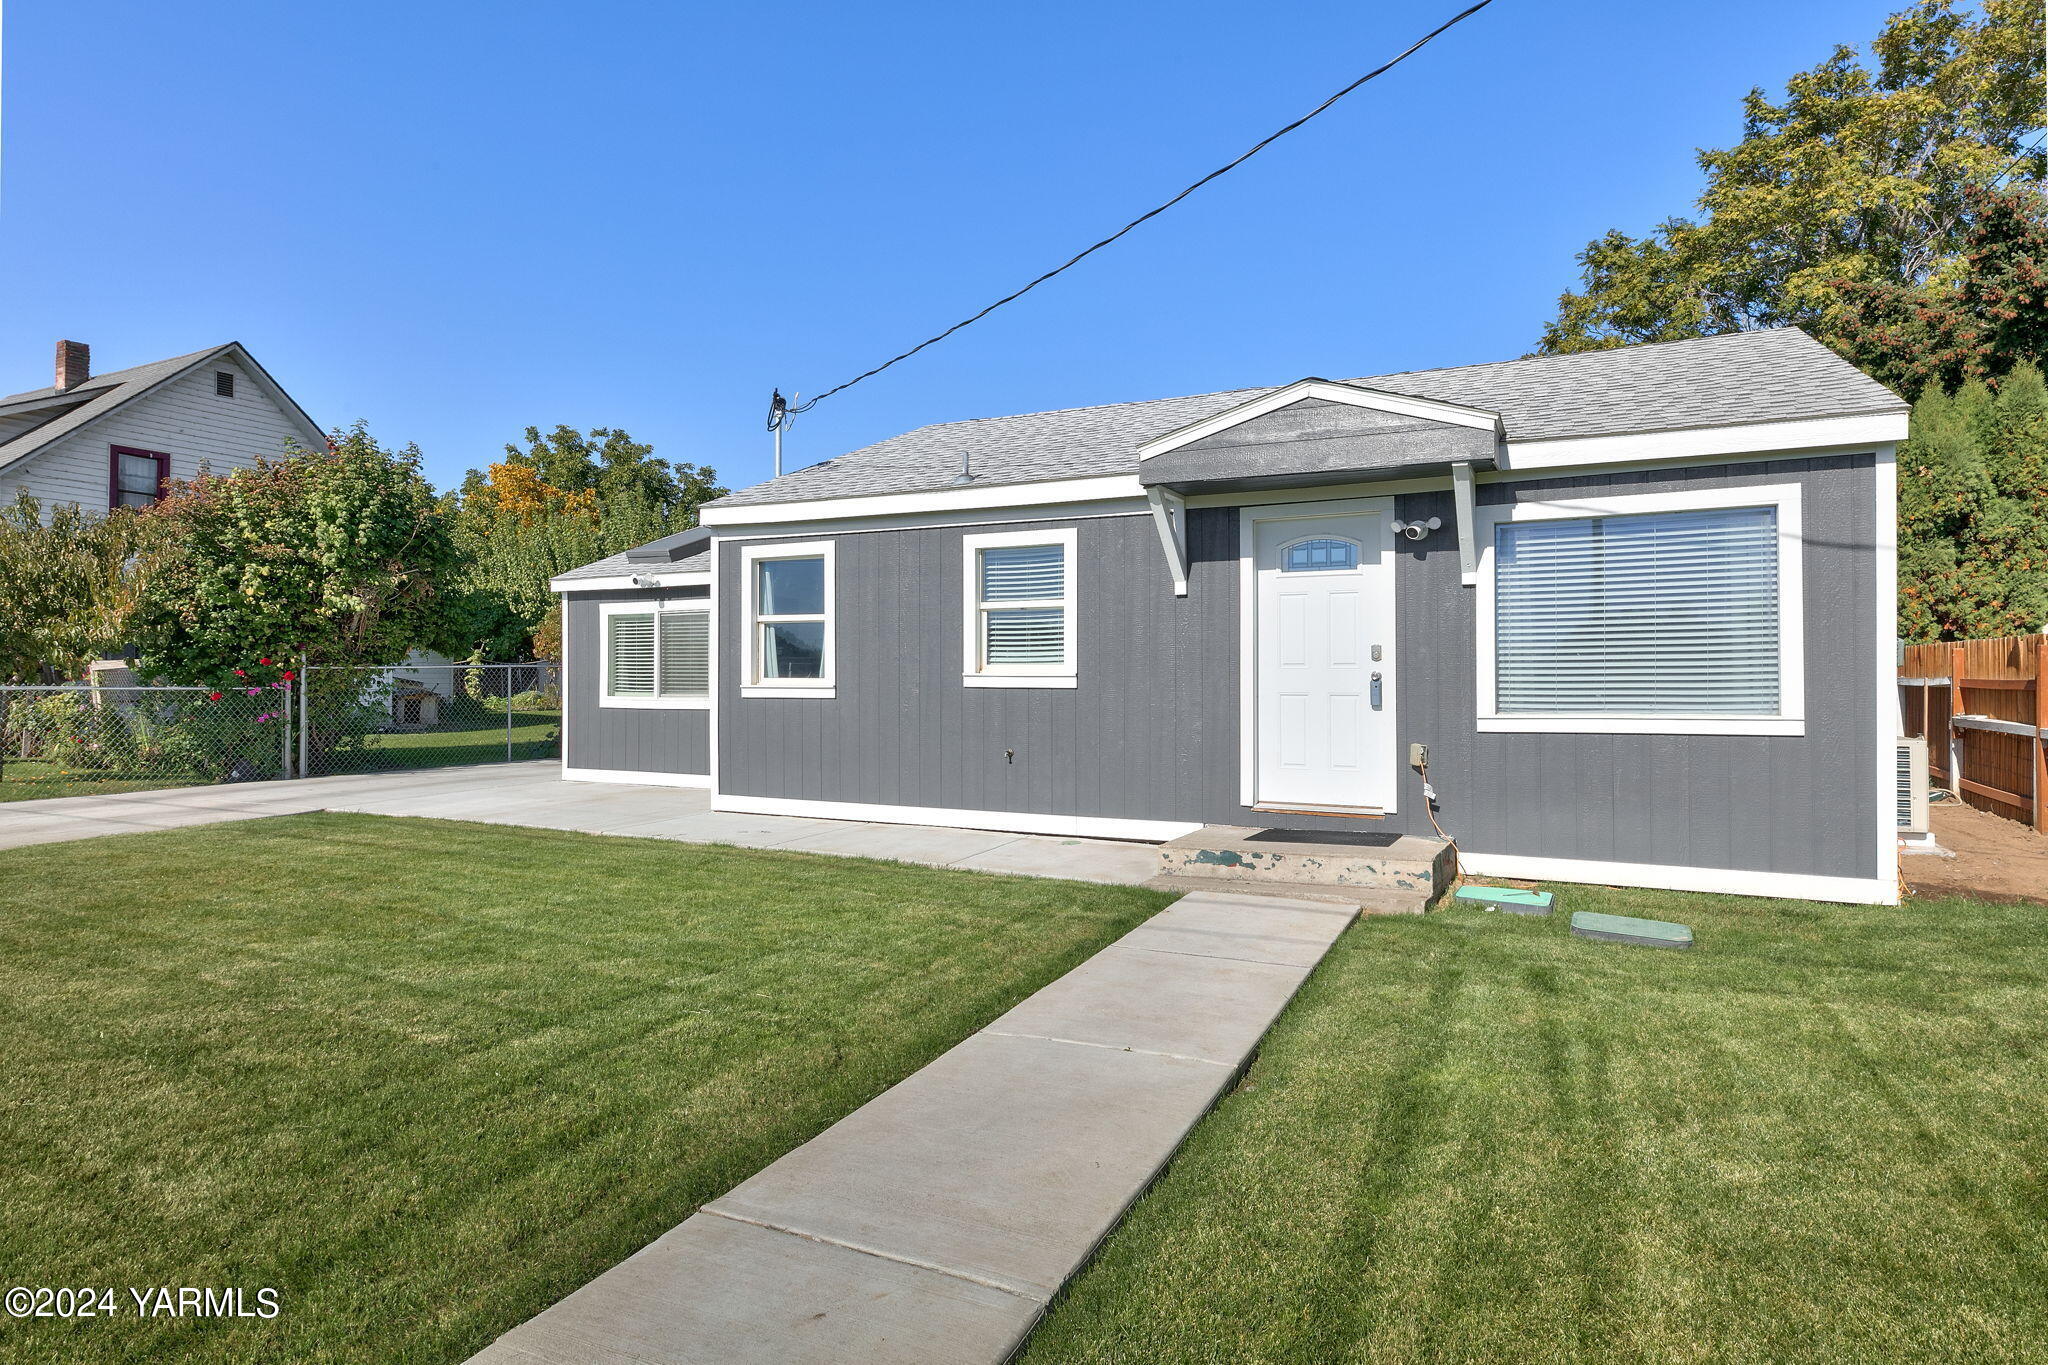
[1570,911,1693,949]
[1454,885,1554,915]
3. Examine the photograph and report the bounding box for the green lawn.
[0,759,193,801]
[0,813,1169,1364]
[1020,886,2048,1364]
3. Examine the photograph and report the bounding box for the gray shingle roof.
[711,328,1904,509]
[553,548,711,582]
[0,343,322,473]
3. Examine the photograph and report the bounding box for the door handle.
[1370,671,1382,709]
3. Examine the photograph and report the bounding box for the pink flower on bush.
[245,687,261,696]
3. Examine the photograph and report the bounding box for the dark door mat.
[1242,829,1406,848]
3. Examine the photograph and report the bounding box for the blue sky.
[2,0,1902,493]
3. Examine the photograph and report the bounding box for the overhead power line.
[769,0,1500,434]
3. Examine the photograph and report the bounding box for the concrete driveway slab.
[950,835,1160,885]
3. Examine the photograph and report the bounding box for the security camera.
[1391,516,1442,542]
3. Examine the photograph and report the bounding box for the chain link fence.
[0,661,560,802]
[0,684,290,803]
[296,661,560,778]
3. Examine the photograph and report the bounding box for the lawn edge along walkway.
[464,889,1359,1365]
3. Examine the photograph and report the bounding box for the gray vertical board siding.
[563,587,712,775]
[713,453,1880,881]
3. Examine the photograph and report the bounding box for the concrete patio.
[0,761,1162,884]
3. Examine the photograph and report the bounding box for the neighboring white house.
[0,340,323,511]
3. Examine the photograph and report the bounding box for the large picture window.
[601,601,709,709]
[961,528,1077,687]
[1476,486,1804,735]
[741,541,835,697]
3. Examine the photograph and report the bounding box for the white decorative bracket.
[1146,487,1189,596]
[1452,461,1478,586]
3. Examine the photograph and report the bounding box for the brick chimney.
[55,340,90,390]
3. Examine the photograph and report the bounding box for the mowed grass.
[0,813,1170,1364]
[1022,887,2048,1365]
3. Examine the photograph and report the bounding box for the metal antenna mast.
[766,389,799,478]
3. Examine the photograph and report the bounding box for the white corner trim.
[1873,442,1900,899]
[960,526,1078,686]
[1140,378,1501,461]
[1473,482,1806,735]
[1502,412,1908,470]
[739,539,835,694]
[551,571,712,592]
[712,792,1200,842]
[1458,851,1895,906]
[563,766,713,789]
[1146,487,1189,596]
[700,475,1145,527]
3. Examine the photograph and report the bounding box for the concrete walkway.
[465,889,1358,1365]
[0,762,1159,884]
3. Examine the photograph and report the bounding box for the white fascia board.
[550,572,713,592]
[1502,412,1909,470]
[1139,378,1502,461]
[1459,851,1896,906]
[699,474,1145,527]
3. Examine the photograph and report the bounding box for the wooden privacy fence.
[1899,634,2048,831]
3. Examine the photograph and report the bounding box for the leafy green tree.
[1831,184,2048,395]
[127,423,465,684]
[1540,0,2044,355]
[1897,368,2048,639]
[0,494,156,683]
[448,426,726,657]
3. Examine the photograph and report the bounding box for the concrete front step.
[1158,826,1453,904]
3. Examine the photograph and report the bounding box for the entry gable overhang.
[1136,377,1503,496]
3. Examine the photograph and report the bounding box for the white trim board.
[1502,412,1907,470]
[553,571,712,593]
[1459,851,1895,906]
[1872,443,1901,903]
[563,766,713,789]
[712,793,1200,843]
[701,475,1145,527]
[1473,482,1807,737]
[1139,377,1502,460]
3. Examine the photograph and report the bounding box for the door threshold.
[1250,803,1386,820]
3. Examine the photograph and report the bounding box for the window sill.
[962,674,1078,689]
[600,695,710,711]
[741,684,835,700]
[1477,715,1805,737]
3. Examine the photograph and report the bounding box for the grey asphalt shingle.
[710,328,1903,509]
[553,548,711,582]
[0,346,235,471]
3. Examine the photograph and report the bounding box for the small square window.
[109,447,168,509]
[961,529,1077,687]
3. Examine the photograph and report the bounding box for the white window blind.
[658,611,709,697]
[606,613,656,697]
[1494,506,1781,715]
[978,543,1067,668]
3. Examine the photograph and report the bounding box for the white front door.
[1250,501,1396,812]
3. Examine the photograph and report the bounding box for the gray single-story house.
[551,327,1910,905]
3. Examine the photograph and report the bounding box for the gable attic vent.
[215,371,236,398]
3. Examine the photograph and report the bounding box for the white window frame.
[960,527,1078,688]
[598,599,711,710]
[740,540,835,699]
[1474,483,1805,736]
